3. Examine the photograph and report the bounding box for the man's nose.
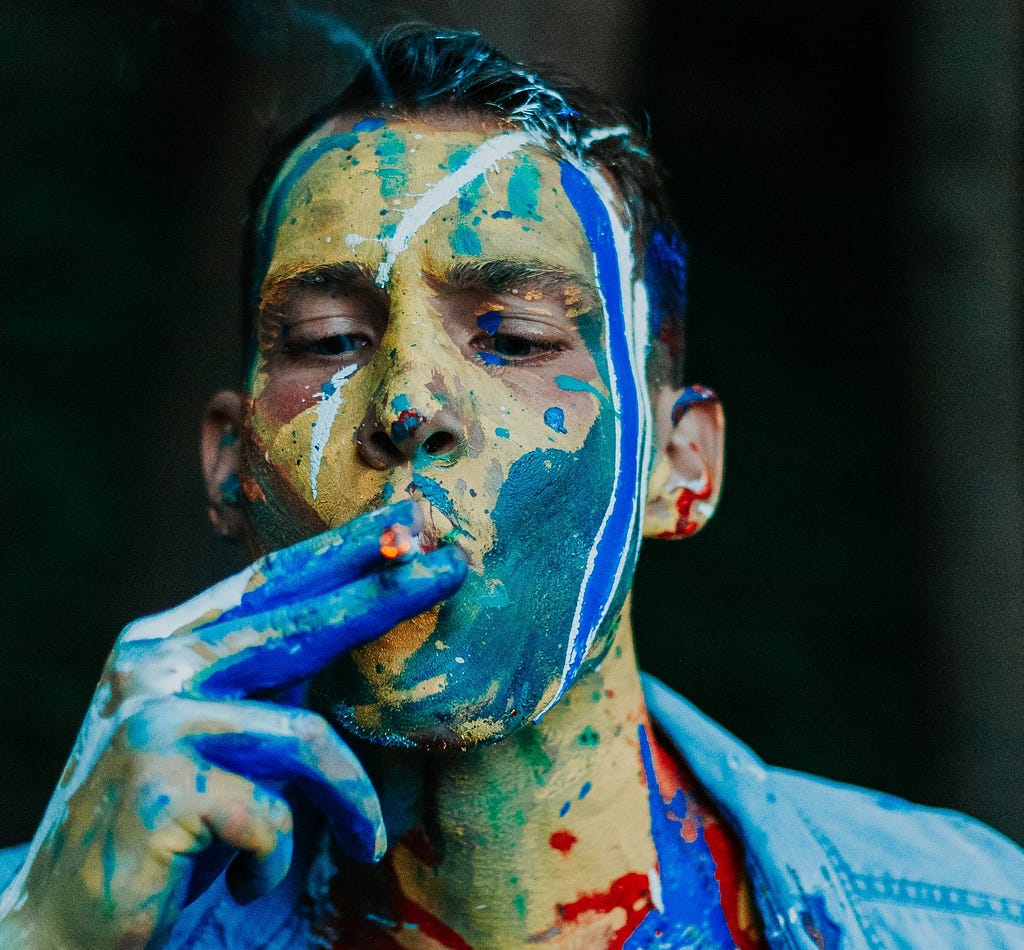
[355,398,465,469]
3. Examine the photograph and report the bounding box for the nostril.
[365,431,403,468]
[423,431,458,456]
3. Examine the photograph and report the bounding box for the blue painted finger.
[208,501,420,626]
[191,544,467,698]
[191,719,385,863]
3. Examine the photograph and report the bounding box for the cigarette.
[379,523,415,559]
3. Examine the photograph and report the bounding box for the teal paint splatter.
[381,482,395,502]
[102,827,117,911]
[508,157,543,221]
[409,474,469,537]
[451,225,482,255]
[555,375,613,411]
[448,145,485,257]
[544,407,567,434]
[495,427,510,439]
[375,129,408,200]
[478,579,510,607]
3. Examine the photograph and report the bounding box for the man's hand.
[0,501,466,949]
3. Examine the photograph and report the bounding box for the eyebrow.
[261,262,379,306]
[443,259,598,300]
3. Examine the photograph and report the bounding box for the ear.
[643,385,725,538]
[201,390,246,539]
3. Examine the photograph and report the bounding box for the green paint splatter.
[577,726,601,747]
[516,727,552,787]
[514,893,527,919]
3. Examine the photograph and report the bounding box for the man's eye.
[491,334,535,358]
[298,333,367,356]
[475,332,566,365]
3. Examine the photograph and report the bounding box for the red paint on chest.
[396,895,473,950]
[556,871,653,950]
[549,829,578,854]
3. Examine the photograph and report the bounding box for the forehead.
[256,112,597,291]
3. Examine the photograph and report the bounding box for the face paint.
[242,113,651,746]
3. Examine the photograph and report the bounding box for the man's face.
[241,112,651,747]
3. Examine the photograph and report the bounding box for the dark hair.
[244,25,686,385]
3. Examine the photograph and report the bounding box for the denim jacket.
[4,677,1023,948]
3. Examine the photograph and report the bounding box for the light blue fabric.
[643,675,1024,949]
[4,677,1023,947]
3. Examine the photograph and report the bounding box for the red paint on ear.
[655,475,713,539]
[549,830,578,854]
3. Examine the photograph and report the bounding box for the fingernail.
[671,385,719,426]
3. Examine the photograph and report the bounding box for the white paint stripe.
[309,364,358,500]
[579,124,631,149]
[374,130,536,286]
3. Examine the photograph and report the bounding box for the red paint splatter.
[549,830,578,854]
[556,871,654,950]
[655,465,713,539]
[705,820,765,950]
[396,895,473,950]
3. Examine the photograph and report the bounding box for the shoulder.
[643,674,1024,948]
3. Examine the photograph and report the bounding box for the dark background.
[2,0,1021,847]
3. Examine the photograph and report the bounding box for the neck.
[312,613,664,948]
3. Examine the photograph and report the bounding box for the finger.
[209,500,422,626]
[175,700,386,863]
[188,544,467,698]
[223,796,295,904]
[120,502,419,643]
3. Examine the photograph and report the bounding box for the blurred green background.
[2,0,1021,847]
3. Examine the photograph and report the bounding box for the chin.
[324,697,538,752]
[306,647,565,752]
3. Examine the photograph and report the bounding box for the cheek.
[246,366,371,523]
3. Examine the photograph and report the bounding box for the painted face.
[242,113,651,746]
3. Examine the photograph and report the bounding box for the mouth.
[378,498,455,559]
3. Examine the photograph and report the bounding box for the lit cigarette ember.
[379,523,414,559]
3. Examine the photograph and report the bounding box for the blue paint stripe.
[559,161,643,683]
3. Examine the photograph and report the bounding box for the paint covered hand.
[0,501,466,948]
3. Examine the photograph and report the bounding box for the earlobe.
[201,390,246,539]
[643,386,725,539]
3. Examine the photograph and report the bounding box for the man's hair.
[245,25,687,385]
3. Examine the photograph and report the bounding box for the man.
[1,26,1022,949]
